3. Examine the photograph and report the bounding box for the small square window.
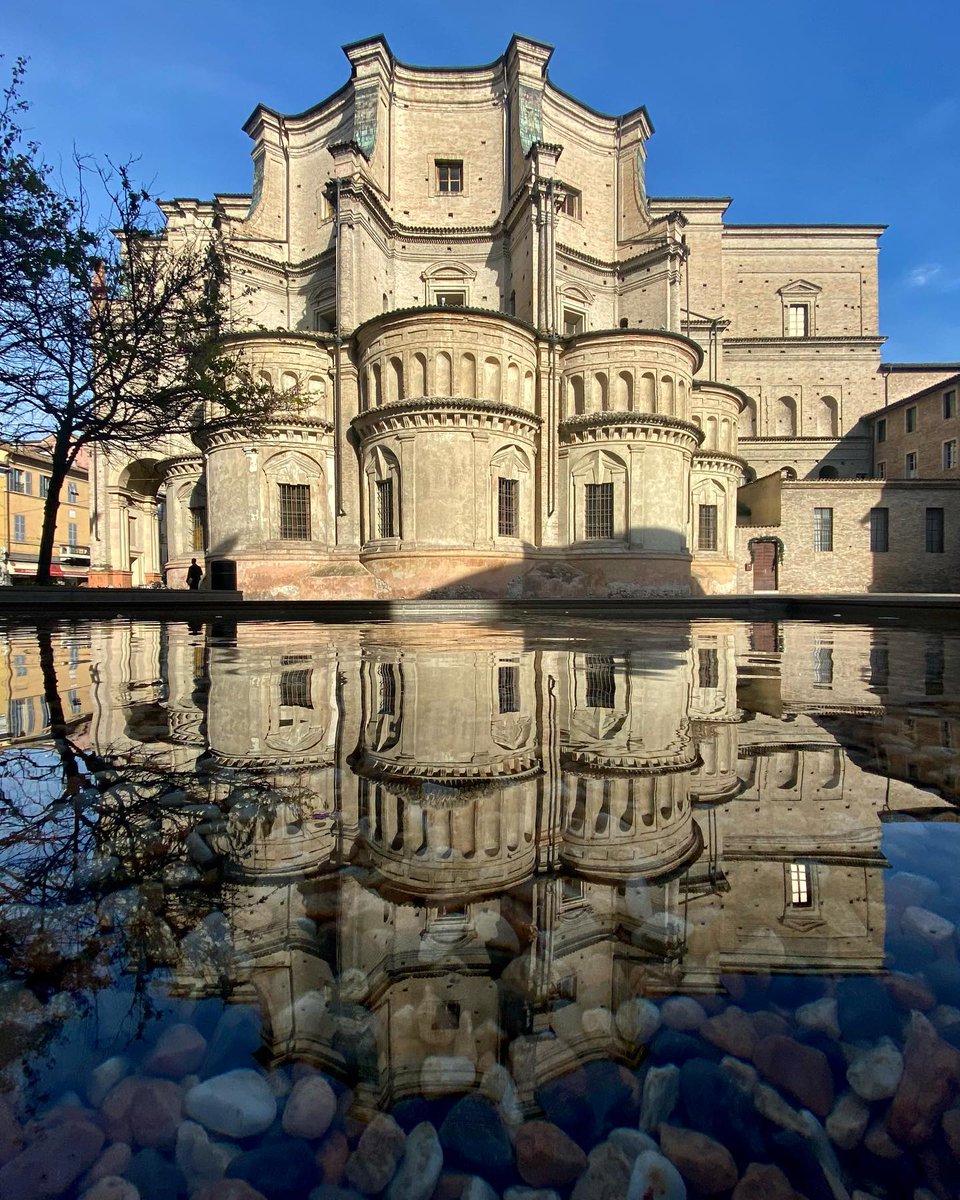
[944,390,956,419]
[436,160,463,194]
[945,440,957,470]
[563,309,584,337]
[905,451,918,478]
[905,406,917,433]
[876,418,886,443]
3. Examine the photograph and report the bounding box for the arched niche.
[740,397,757,438]
[815,395,839,437]
[773,396,798,436]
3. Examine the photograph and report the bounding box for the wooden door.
[752,541,778,592]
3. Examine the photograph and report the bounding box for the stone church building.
[87,35,960,596]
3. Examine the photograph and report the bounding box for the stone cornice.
[559,411,703,447]
[560,748,700,777]
[692,451,748,474]
[195,415,335,451]
[352,397,542,438]
[354,304,538,343]
[724,336,884,349]
[157,454,203,481]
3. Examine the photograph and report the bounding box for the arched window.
[818,465,839,480]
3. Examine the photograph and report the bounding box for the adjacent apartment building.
[1,442,91,582]
[86,35,958,596]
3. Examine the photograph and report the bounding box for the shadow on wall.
[391,524,713,601]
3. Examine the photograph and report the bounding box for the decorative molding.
[560,411,702,448]
[353,397,541,440]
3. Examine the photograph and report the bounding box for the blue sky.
[8,0,958,362]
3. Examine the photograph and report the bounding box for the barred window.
[192,507,206,551]
[869,507,889,553]
[278,483,310,540]
[498,665,519,713]
[697,504,718,551]
[376,479,395,538]
[813,507,833,552]
[585,482,614,539]
[279,669,312,709]
[944,440,957,470]
[698,648,719,689]
[585,655,615,708]
[498,477,518,537]
[926,507,944,553]
[378,663,398,715]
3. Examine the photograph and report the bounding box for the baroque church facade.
[88,35,953,597]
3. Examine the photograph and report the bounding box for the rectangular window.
[813,507,833,552]
[945,390,956,418]
[563,309,584,337]
[9,469,27,494]
[585,655,616,708]
[39,475,50,497]
[944,441,957,470]
[498,665,519,714]
[926,507,944,553]
[698,648,719,689]
[279,668,312,709]
[377,663,398,715]
[925,638,945,696]
[436,160,463,194]
[813,645,834,687]
[585,482,614,539]
[876,461,886,479]
[192,507,206,551]
[869,645,889,690]
[789,863,813,907]
[13,514,25,542]
[278,483,310,540]
[876,417,886,443]
[67,522,78,547]
[905,406,917,433]
[697,504,718,551]
[376,479,395,539]
[67,481,79,502]
[498,477,518,537]
[905,451,918,478]
[435,291,465,307]
[869,507,889,553]
[787,304,809,337]
[560,187,581,219]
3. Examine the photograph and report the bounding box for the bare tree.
[0,63,276,583]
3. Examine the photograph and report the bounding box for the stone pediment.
[778,279,822,296]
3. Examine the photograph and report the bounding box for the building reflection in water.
[11,617,956,1115]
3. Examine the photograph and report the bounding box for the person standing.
[186,558,203,590]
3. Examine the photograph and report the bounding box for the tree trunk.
[35,425,76,585]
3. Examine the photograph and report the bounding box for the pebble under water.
[0,616,959,1200]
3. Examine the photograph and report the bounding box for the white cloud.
[907,264,943,287]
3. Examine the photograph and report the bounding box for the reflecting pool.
[1,617,959,1200]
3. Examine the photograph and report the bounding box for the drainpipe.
[334,176,345,521]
